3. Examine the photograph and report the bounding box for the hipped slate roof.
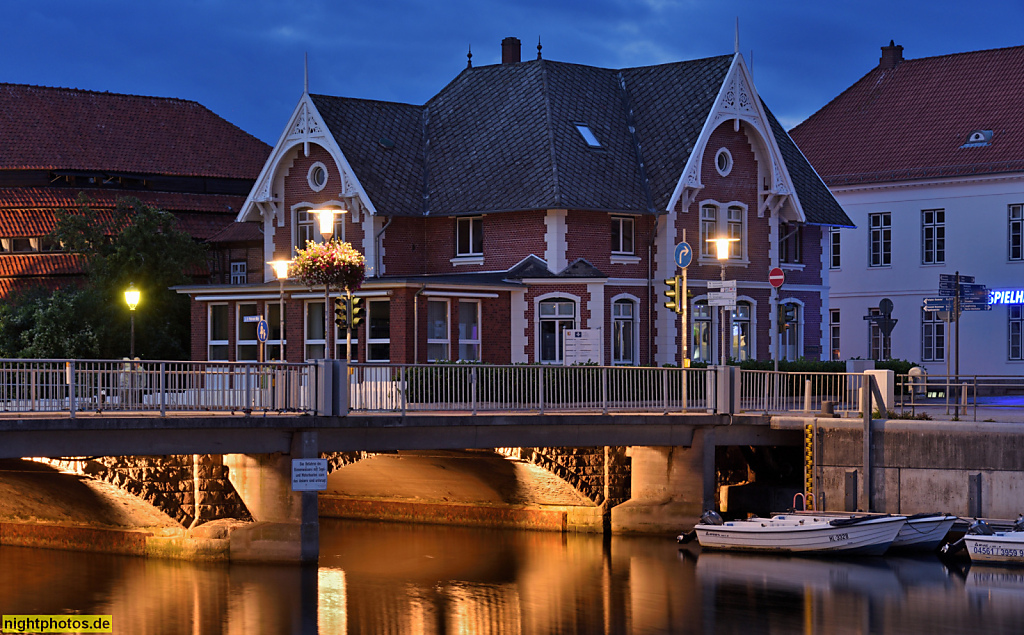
[310,55,847,226]
[0,83,270,178]
[790,45,1024,186]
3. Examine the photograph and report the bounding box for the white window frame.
[691,298,713,364]
[236,302,259,361]
[208,303,230,361]
[230,261,247,285]
[921,209,945,265]
[1010,306,1024,361]
[292,200,347,255]
[426,299,451,362]
[779,298,804,362]
[611,216,635,255]
[699,200,747,262]
[921,309,945,362]
[456,216,483,257]
[730,299,755,362]
[611,295,639,366]
[458,300,482,362]
[304,300,326,361]
[779,222,802,265]
[830,228,841,269]
[367,299,391,362]
[830,309,841,361]
[307,161,328,192]
[1009,204,1023,262]
[534,293,578,364]
[869,212,892,267]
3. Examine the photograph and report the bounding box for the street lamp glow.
[313,208,347,240]
[707,237,739,260]
[268,259,292,280]
[267,260,293,362]
[124,283,140,311]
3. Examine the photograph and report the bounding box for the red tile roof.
[790,45,1024,186]
[0,253,84,277]
[0,83,270,179]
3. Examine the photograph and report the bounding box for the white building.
[792,42,1024,376]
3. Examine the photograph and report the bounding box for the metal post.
[130,312,135,359]
[601,366,608,415]
[160,362,166,416]
[538,365,544,414]
[663,368,669,414]
[280,277,286,362]
[471,367,478,415]
[68,361,76,418]
[719,263,727,366]
[324,286,332,360]
[954,271,960,419]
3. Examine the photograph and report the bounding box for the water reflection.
[3,521,1024,633]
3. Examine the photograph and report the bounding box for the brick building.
[0,83,271,296]
[178,38,850,366]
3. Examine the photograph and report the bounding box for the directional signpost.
[930,272,991,418]
[673,239,691,365]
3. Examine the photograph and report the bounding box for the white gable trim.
[236,94,379,226]
[667,54,804,222]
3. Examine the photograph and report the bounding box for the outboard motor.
[968,519,995,536]
[1013,515,1024,532]
[700,510,724,526]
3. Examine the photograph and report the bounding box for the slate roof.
[790,45,1024,186]
[0,83,270,178]
[206,221,262,243]
[505,255,606,279]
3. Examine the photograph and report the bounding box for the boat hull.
[695,516,905,556]
[893,515,957,551]
[965,533,1024,565]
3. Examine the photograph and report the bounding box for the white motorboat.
[685,511,905,556]
[776,511,956,551]
[964,531,1024,565]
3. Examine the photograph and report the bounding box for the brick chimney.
[880,40,904,70]
[502,37,521,64]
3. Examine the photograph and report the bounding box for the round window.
[307,162,328,192]
[715,148,733,176]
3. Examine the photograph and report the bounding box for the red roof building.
[0,83,271,296]
[791,43,1024,373]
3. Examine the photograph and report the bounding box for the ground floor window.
[612,299,636,365]
[427,299,450,362]
[305,301,326,360]
[921,309,944,362]
[458,300,481,361]
[367,299,390,361]
[692,300,712,363]
[539,298,575,363]
[730,301,752,362]
[267,302,285,361]
[237,303,259,361]
[868,307,890,361]
[335,303,359,362]
[830,309,841,361]
[780,302,801,361]
[1010,306,1024,360]
[208,304,229,361]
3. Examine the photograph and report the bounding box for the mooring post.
[861,376,873,512]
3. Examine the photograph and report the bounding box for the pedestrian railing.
[739,370,868,415]
[347,363,716,414]
[0,359,316,416]
[897,373,1024,421]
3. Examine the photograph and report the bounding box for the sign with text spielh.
[563,329,601,366]
[291,459,328,491]
[707,280,737,307]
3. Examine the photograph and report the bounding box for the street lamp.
[707,238,739,366]
[311,207,347,359]
[268,260,292,361]
[124,282,140,359]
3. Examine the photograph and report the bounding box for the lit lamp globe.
[124,284,140,311]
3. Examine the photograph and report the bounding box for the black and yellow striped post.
[803,422,815,509]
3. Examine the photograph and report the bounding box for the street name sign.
[939,274,974,283]
[242,315,261,323]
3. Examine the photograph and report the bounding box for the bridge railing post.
[160,362,166,416]
[471,366,478,416]
[67,360,76,418]
[538,365,544,415]
[601,366,607,415]
[662,369,669,415]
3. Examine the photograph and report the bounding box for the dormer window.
[961,130,993,148]
[574,124,601,148]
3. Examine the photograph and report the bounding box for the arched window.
[539,298,576,363]
[612,299,636,365]
[731,301,752,362]
[692,300,713,363]
[780,301,801,361]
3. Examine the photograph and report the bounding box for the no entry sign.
[769,267,785,288]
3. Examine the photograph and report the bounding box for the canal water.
[2,518,1022,634]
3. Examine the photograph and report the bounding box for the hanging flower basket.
[291,240,366,291]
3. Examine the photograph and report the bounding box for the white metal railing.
[347,363,716,414]
[897,374,1024,421]
[739,370,868,414]
[0,359,316,416]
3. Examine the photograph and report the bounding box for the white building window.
[456,216,483,257]
[230,261,247,285]
[868,307,890,360]
[296,209,315,250]
[367,299,390,362]
[779,222,802,264]
[922,209,945,265]
[1010,205,1023,261]
[830,228,841,269]
[779,302,801,361]
[539,299,575,363]
[692,300,713,364]
[1010,306,1024,361]
[730,301,752,362]
[208,304,229,361]
[869,212,891,267]
[921,309,944,362]
[237,303,259,361]
[611,216,635,255]
[427,299,450,362]
[612,299,636,365]
[305,301,326,360]
[700,202,745,260]
[830,309,841,361]
[458,300,481,361]
[267,302,285,361]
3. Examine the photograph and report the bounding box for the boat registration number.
[972,545,1022,558]
[828,533,849,542]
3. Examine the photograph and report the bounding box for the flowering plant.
[291,240,366,291]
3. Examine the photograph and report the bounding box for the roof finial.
[734,17,740,54]
[304,52,309,93]
[467,44,472,68]
[537,36,543,60]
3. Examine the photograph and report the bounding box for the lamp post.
[124,282,140,359]
[707,238,739,366]
[312,208,347,359]
[268,260,292,361]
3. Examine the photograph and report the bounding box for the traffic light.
[663,276,682,314]
[334,297,348,329]
[349,296,363,327]
[779,304,797,325]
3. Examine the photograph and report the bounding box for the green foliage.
[0,196,205,360]
[875,409,932,420]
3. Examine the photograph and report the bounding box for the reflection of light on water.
[447,582,521,635]
[318,568,347,633]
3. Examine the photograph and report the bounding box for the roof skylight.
[574,124,601,148]
[961,129,993,148]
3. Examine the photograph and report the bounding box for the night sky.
[4,0,1022,144]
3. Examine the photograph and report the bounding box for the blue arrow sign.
[674,242,692,268]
